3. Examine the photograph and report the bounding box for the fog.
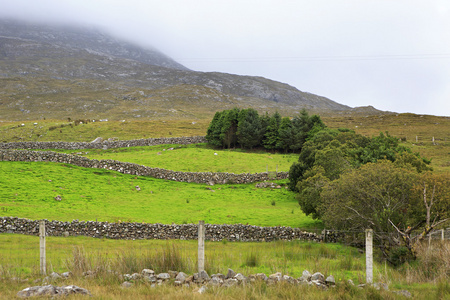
[1,0,449,116]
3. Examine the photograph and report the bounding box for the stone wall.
[0,149,289,184]
[0,136,207,150]
[0,217,323,242]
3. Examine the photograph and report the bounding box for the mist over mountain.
[0,19,379,121]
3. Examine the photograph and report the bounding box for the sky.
[1,0,449,116]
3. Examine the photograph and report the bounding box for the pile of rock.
[17,285,91,298]
[117,268,336,290]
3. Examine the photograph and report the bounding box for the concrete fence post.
[198,220,205,273]
[365,229,373,284]
[39,220,46,275]
[442,229,445,241]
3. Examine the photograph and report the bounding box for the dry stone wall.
[0,149,288,184]
[0,217,323,242]
[0,136,207,150]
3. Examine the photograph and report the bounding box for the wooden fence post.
[39,220,46,275]
[198,220,205,273]
[365,229,373,284]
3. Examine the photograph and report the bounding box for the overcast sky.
[1,0,449,116]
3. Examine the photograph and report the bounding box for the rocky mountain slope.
[0,19,381,121]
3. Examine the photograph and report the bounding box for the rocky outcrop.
[0,217,326,242]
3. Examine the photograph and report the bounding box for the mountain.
[0,19,379,121]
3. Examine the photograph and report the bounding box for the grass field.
[54,143,296,174]
[0,161,320,228]
[1,234,448,299]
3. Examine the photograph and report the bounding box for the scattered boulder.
[135,185,141,191]
[325,275,336,285]
[17,285,91,298]
[54,195,62,201]
[121,281,133,288]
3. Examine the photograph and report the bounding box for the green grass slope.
[56,144,297,173]
[0,161,320,228]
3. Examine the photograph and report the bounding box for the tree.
[276,117,294,152]
[263,111,282,150]
[319,160,419,262]
[296,166,330,219]
[206,111,224,147]
[388,172,450,257]
[220,108,240,149]
[237,108,262,149]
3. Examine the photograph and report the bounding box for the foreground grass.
[0,161,320,228]
[0,235,448,299]
[55,143,296,173]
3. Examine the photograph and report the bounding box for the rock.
[234,273,246,282]
[175,272,188,283]
[282,275,296,284]
[198,270,210,282]
[54,195,62,201]
[325,275,336,285]
[347,279,355,286]
[211,273,225,280]
[143,275,156,283]
[17,285,56,298]
[17,285,91,298]
[135,185,141,191]
[141,269,155,276]
[209,276,223,286]
[255,273,268,281]
[121,281,133,288]
[300,270,311,282]
[222,278,238,287]
[168,270,178,278]
[311,272,325,282]
[197,285,207,294]
[157,273,170,280]
[269,272,282,281]
[226,268,236,279]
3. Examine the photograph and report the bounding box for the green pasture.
[0,161,320,228]
[55,143,296,173]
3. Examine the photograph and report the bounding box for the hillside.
[0,19,382,122]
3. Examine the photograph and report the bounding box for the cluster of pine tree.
[205,108,325,152]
